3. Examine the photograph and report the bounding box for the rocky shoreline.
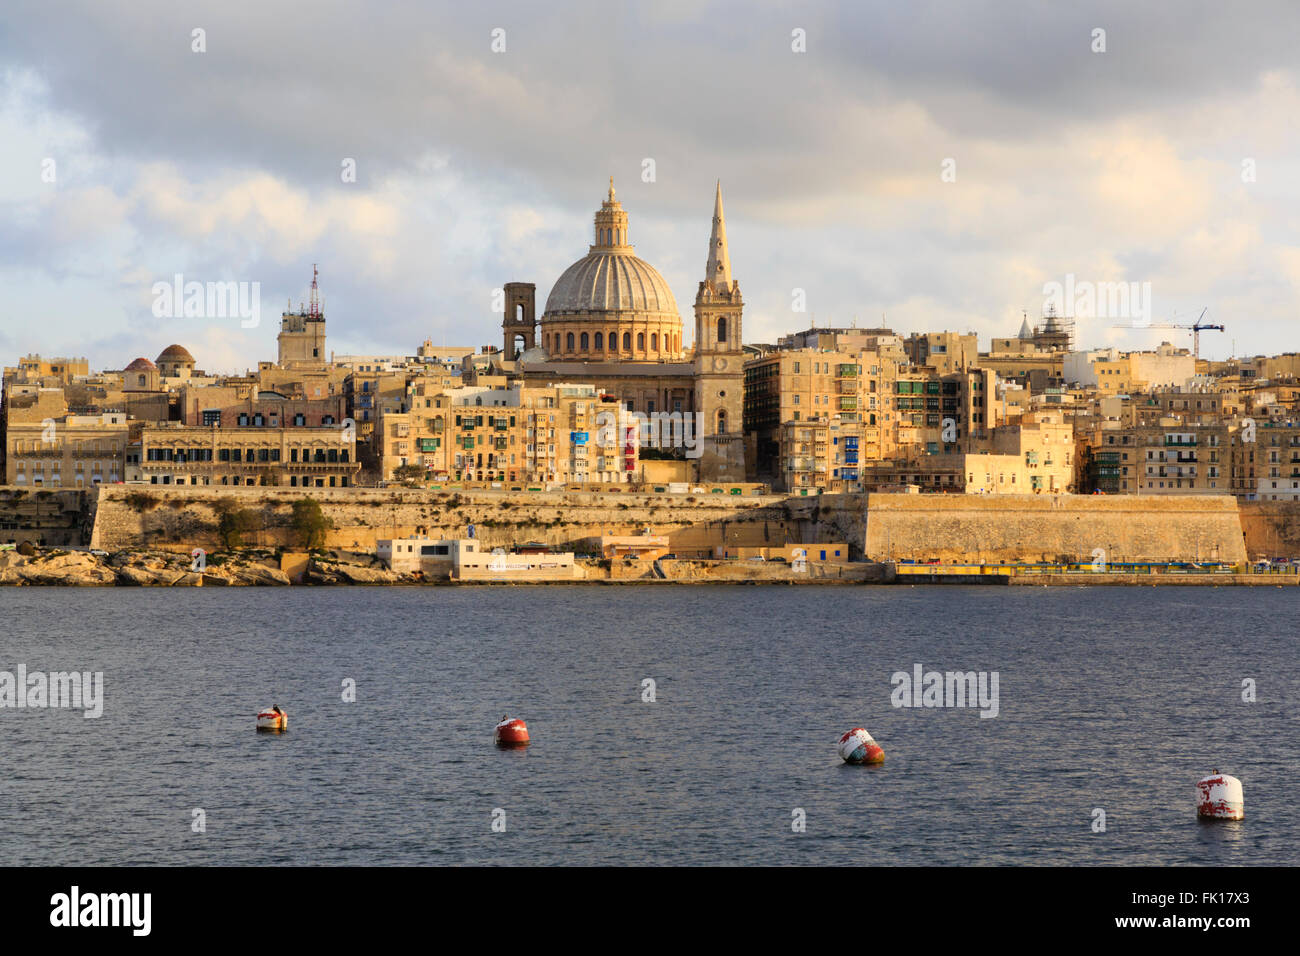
[0,546,884,586]
[0,547,415,587]
[10,547,1284,587]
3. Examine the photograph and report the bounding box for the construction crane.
[1112,308,1224,359]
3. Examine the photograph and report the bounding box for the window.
[566,332,575,351]
[594,331,603,350]
[623,332,632,351]
[717,316,727,342]
[650,333,658,350]
[580,332,589,350]
[637,332,645,350]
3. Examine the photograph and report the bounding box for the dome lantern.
[591,176,632,253]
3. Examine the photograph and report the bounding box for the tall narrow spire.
[705,180,731,292]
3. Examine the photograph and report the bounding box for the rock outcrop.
[0,550,117,586]
[306,560,408,585]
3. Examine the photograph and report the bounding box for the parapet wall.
[859,493,1247,565]
[87,485,804,555]
[1238,500,1300,560]
[77,486,1259,566]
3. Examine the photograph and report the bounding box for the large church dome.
[545,252,678,316]
[540,180,684,362]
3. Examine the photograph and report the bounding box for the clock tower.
[693,181,746,481]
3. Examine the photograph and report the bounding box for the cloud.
[0,0,1298,367]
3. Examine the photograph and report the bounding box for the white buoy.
[837,727,885,764]
[1196,771,1243,820]
[256,705,287,732]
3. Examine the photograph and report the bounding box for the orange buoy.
[838,727,884,764]
[256,705,287,732]
[494,716,530,747]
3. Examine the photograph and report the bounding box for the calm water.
[1,585,1295,866]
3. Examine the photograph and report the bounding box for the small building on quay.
[377,536,583,581]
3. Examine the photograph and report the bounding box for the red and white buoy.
[256,706,287,732]
[1196,771,1243,821]
[494,716,530,747]
[838,727,884,764]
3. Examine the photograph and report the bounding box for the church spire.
[705,180,732,292]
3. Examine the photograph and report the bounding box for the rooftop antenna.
[308,264,322,318]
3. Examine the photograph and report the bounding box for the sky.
[1,0,1299,373]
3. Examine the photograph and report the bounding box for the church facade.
[502,180,746,481]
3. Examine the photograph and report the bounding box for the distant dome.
[124,357,156,371]
[156,343,196,365]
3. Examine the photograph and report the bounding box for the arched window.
[650,333,658,351]
[594,331,603,350]
[515,303,524,320]
[609,331,617,352]
[566,332,575,351]
[623,332,632,351]
[637,332,645,351]
[580,332,589,350]
[717,316,727,343]
[717,409,728,434]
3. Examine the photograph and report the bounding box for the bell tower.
[693,181,746,481]
[502,282,536,360]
